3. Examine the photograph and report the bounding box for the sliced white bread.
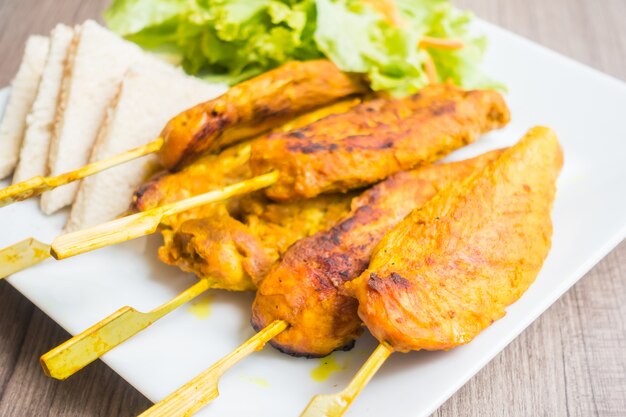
[0,35,49,179]
[41,20,159,214]
[13,24,75,184]
[66,63,226,231]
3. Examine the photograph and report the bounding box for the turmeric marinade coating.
[131,98,363,230]
[159,60,368,170]
[251,83,510,201]
[131,141,253,230]
[133,100,365,291]
[251,150,503,357]
[158,193,354,291]
[346,127,563,352]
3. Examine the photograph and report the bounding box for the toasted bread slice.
[0,35,49,179]
[13,24,75,184]
[40,20,159,214]
[66,63,226,230]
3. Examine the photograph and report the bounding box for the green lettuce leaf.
[314,0,429,95]
[104,0,502,95]
[104,0,186,39]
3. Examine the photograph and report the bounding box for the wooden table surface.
[1,0,625,416]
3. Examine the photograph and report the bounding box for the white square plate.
[2,19,626,417]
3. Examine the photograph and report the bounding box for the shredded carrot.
[419,36,465,51]
[423,51,439,85]
[363,0,404,26]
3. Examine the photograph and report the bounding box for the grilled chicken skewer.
[0,84,509,279]
[250,84,508,201]
[144,127,560,417]
[40,192,353,380]
[129,98,363,220]
[0,32,467,208]
[38,104,363,380]
[250,151,503,356]
[302,126,563,416]
[41,143,492,380]
[158,193,354,291]
[42,140,501,381]
[139,148,503,416]
[0,60,367,206]
[0,99,362,280]
[0,172,277,278]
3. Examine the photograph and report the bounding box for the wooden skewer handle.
[0,138,162,208]
[41,280,210,380]
[0,238,51,279]
[50,171,279,260]
[139,320,288,417]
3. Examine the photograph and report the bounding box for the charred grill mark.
[320,205,378,246]
[410,91,423,101]
[320,253,357,285]
[131,185,148,204]
[253,104,273,118]
[367,272,412,292]
[286,133,396,155]
[348,205,380,226]
[320,230,342,246]
[344,137,395,152]
[288,131,306,139]
[311,268,337,291]
[253,103,292,121]
[390,272,412,289]
[337,212,363,232]
[287,141,340,154]
[130,175,166,211]
[184,114,231,165]
[250,314,263,333]
[430,101,456,116]
[368,272,384,291]
[270,338,357,358]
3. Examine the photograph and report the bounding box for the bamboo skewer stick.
[300,342,393,417]
[139,320,288,417]
[0,35,459,210]
[40,280,211,380]
[0,238,51,279]
[0,138,163,207]
[0,170,279,279]
[50,170,279,259]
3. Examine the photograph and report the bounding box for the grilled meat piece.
[132,141,253,230]
[158,193,354,291]
[159,60,368,170]
[132,98,363,229]
[251,84,510,201]
[251,149,503,357]
[346,127,563,352]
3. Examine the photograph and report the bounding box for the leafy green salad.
[105,0,501,96]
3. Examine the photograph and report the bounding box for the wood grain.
[0,0,625,416]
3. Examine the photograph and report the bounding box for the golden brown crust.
[251,150,503,357]
[130,141,253,229]
[133,97,364,232]
[250,84,510,201]
[159,60,368,170]
[346,127,563,352]
[158,193,354,291]
[158,206,272,291]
